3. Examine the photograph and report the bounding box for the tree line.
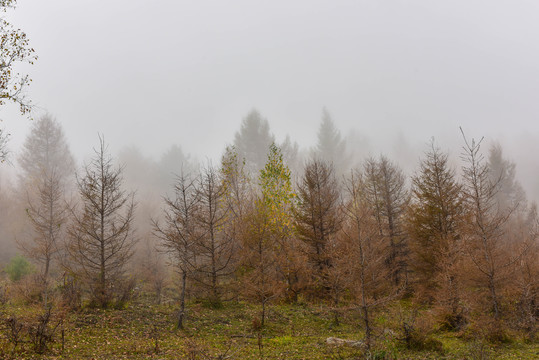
[1,111,537,348]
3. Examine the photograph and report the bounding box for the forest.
[0,110,537,359]
[1,0,539,358]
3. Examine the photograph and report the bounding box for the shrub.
[398,308,444,353]
[4,255,34,282]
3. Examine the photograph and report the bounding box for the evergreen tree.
[233,110,275,173]
[487,142,526,213]
[314,108,348,176]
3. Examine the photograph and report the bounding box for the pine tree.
[234,110,275,173]
[487,142,526,213]
[314,108,348,176]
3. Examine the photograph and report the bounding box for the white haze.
[1,0,539,199]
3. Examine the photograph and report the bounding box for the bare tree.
[67,136,136,308]
[191,164,235,306]
[153,172,199,329]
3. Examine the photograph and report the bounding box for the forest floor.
[0,297,538,359]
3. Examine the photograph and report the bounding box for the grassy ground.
[0,298,538,359]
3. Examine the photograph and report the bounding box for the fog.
[2,1,539,196]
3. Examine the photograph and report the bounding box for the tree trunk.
[177,269,187,329]
[261,297,266,327]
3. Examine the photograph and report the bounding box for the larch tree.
[240,197,281,327]
[221,146,251,239]
[340,169,392,349]
[220,146,252,294]
[407,142,466,327]
[460,132,521,320]
[363,155,409,287]
[18,115,75,185]
[18,115,75,282]
[67,136,136,308]
[293,159,341,297]
[509,204,538,335]
[191,164,235,306]
[153,172,199,329]
[240,144,296,324]
[259,144,302,303]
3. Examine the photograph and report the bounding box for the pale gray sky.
[2,0,539,195]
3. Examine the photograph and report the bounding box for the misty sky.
[2,0,539,191]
